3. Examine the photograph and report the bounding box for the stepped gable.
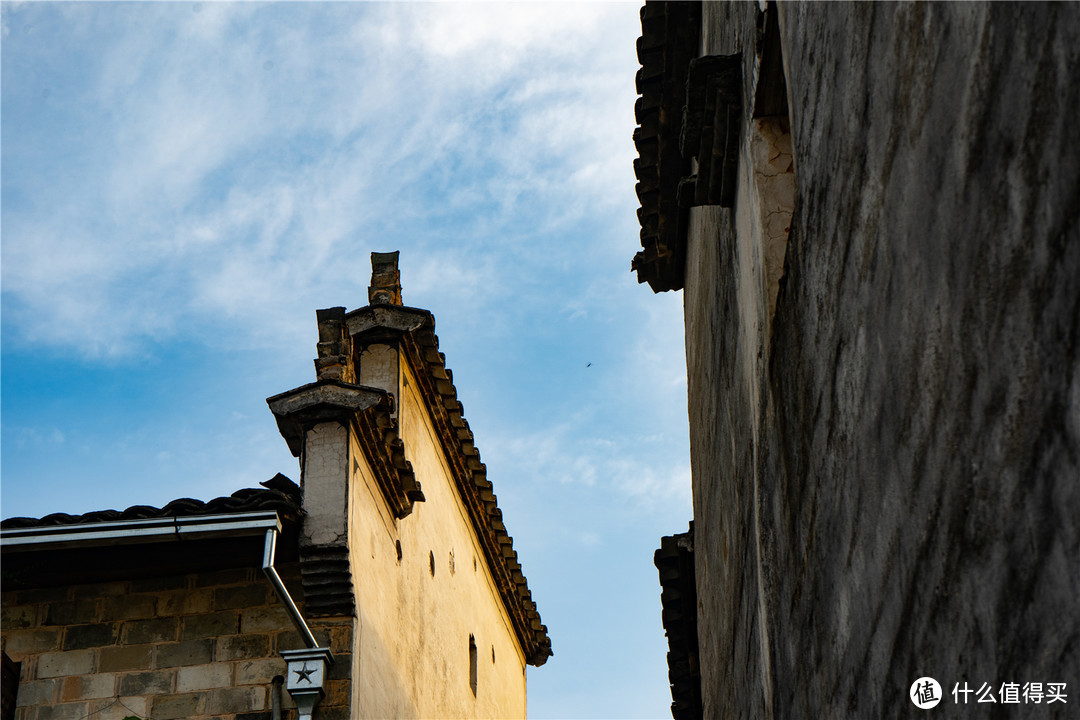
[344,294,552,666]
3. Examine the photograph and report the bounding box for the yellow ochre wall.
[344,357,527,719]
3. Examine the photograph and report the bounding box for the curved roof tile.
[1,474,303,529]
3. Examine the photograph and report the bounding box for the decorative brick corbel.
[679,54,743,208]
[315,307,356,384]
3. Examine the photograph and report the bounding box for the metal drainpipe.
[271,675,284,720]
[261,528,318,648]
[261,528,335,720]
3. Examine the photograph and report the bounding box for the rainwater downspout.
[271,675,284,720]
[261,527,334,720]
[261,527,318,648]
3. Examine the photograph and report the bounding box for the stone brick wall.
[0,565,345,720]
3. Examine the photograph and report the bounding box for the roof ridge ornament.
[369,251,403,306]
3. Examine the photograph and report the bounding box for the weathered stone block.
[327,653,351,681]
[87,696,148,720]
[121,617,177,644]
[98,644,152,672]
[62,622,118,650]
[240,606,291,633]
[181,610,238,640]
[44,600,98,627]
[234,657,283,685]
[273,629,304,652]
[216,634,269,661]
[14,678,57,706]
[158,589,213,616]
[37,650,95,678]
[214,585,267,610]
[177,662,232,691]
[235,712,273,720]
[151,692,207,719]
[323,624,352,654]
[118,669,174,696]
[209,686,266,714]
[34,701,89,720]
[317,706,350,720]
[59,673,116,701]
[154,639,214,668]
[100,594,156,621]
[325,678,350,706]
[1,605,39,630]
[4,628,60,655]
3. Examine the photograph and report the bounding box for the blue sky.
[1,2,690,716]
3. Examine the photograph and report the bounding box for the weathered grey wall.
[686,3,1080,718]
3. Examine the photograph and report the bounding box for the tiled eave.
[655,524,701,719]
[0,477,303,530]
[632,1,701,293]
[345,304,553,667]
[0,477,305,590]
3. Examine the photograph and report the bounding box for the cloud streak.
[3,2,641,359]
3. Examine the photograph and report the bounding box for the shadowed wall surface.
[684,3,1079,718]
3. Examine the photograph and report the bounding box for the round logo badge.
[910,677,942,709]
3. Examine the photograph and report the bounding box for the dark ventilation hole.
[469,634,478,697]
[395,540,402,563]
[491,645,495,664]
[429,551,435,577]
[473,556,478,572]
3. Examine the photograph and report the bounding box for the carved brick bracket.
[679,54,743,208]
[315,308,356,383]
[265,378,423,521]
[266,380,388,458]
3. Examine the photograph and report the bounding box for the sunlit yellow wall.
[346,357,527,719]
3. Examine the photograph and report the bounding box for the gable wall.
[345,359,527,719]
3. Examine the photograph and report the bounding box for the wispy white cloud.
[486,417,691,513]
[3,2,642,359]
[10,426,66,450]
